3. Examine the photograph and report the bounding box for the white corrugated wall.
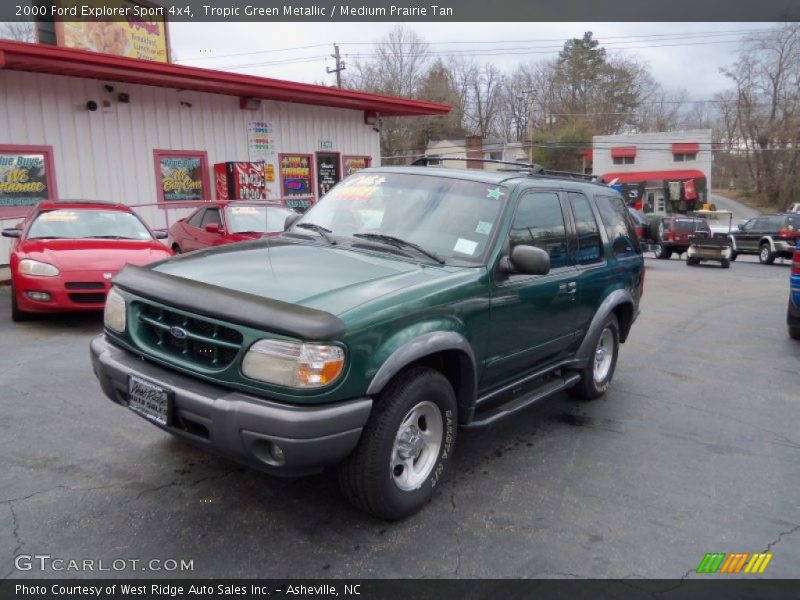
[0,68,382,263]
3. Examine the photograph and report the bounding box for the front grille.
[136,304,244,368]
[69,292,106,304]
[66,282,105,290]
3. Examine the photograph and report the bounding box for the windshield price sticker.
[453,238,478,256]
[40,211,77,222]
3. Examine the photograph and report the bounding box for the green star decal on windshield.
[486,187,504,200]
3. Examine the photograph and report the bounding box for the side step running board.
[463,373,581,429]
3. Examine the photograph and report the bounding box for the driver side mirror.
[499,245,550,276]
[2,228,21,238]
[738,224,744,231]
[204,222,222,234]
[153,229,169,239]
[284,212,302,230]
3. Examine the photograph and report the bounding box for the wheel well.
[613,302,635,343]
[393,350,476,426]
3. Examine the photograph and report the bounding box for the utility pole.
[327,44,346,88]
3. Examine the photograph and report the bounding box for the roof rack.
[411,156,600,183]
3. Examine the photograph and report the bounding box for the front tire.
[171,243,182,254]
[790,327,800,341]
[11,286,31,322]
[721,258,731,269]
[759,243,775,265]
[338,367,457,520]
[568,314,620,400]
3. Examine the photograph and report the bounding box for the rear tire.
[759,243,775,265]
[568,314,619,400]
[730,249,738,262]
[171,244,182,254]
[654,243,672,260]
[790,327,800,341]
[338,367,457,520]
[686,257,698,266]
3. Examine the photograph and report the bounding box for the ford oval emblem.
[169,326,188,340]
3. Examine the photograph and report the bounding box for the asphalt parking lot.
[1,253,799,579]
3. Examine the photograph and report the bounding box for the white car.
[787,203,800,214]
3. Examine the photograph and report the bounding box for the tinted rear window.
[595,195,641,257]
[675,219,709,233]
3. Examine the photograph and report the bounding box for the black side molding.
[113,265,346,341]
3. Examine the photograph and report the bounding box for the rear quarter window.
[595,195,641,257]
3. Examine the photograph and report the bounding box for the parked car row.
[2,200,300,321]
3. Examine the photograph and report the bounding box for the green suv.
[91,166,644,519]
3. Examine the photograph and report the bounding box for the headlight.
[104,287,127,333]
[18,259,60,277]
[242,339,345,388]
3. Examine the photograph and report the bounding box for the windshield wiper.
[352,233,445,264]
[86,235,138,239]
[295,222,337,245]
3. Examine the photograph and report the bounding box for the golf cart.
[685,209,734,268]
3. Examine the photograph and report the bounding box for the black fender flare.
[575,289,636,364]
[366,331,477,418]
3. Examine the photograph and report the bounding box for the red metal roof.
[0,40,451,117]
[601,169,706,184]
[672,142,700,154]
[610,146,637,158]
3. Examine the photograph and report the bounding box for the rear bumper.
[90,335,372,476]
[789,293,800,328]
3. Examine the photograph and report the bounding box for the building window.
[153,150,210,204]
[0,144,58,218]
[674,153,697,162]
[613,156,635,165]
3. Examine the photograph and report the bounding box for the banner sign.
[0,151,54,208]
[56,0,169,62]
[343,156,371,178]
[155,151,208,202]
[279,154,313,210]
[316,153,340,197]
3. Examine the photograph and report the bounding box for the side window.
[595,195,641,257]
[201,208,221,227]
[567,192,603,265]
[509,191,568,269]
[187,209,205,228]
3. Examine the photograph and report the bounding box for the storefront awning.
[0,40,451,117]
[601,169,706,184]
[672,142,700,154]
[610,146,637,158]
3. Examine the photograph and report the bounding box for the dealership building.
[0,39,449,265]
[592,130,713,215]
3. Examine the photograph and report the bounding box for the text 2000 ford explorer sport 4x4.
[91,164,644,519]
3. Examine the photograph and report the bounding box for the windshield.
[292,172,507,264]
[225,205,293,233]
[27,209,153,240]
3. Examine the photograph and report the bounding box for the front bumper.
[789,292,800,328]
[14,271,111,312]
[90,335,372,476]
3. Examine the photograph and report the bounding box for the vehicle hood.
[151,239,474,316]
[17,239,172,271]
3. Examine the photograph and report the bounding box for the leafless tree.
[0,21,36,42]
[721,23,800,207]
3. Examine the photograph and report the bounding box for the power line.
[181,29,770,68]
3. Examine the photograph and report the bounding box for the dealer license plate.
[128,375,171,427]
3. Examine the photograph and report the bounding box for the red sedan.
[167,201,296,253]
[2,200,173,321]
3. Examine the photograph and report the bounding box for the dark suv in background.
[730,213,800,264]
[91,162,644,519]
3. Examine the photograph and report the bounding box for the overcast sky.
[169,22,773,100]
